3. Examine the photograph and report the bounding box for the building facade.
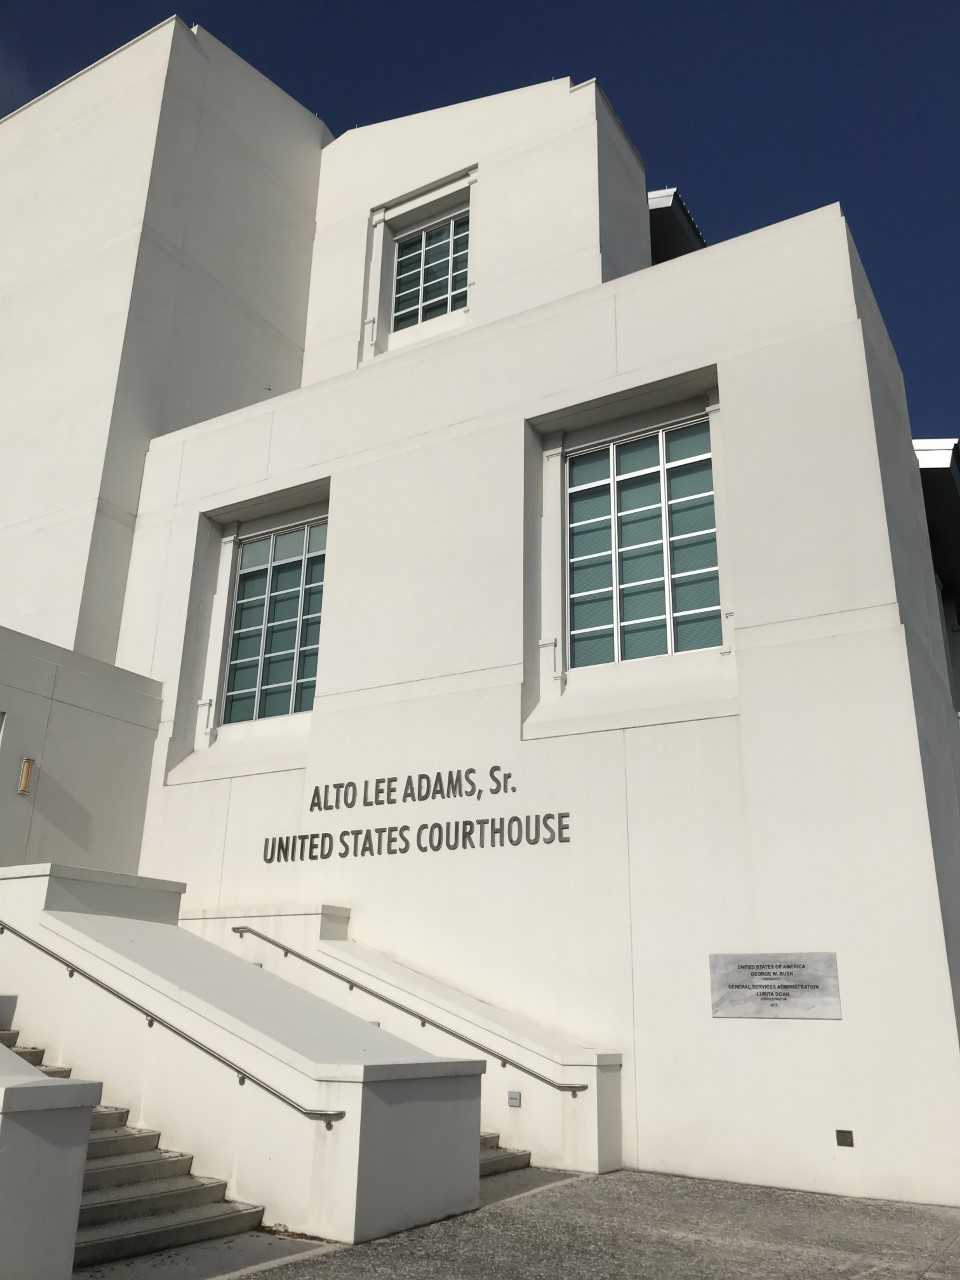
[4,16,960,1227]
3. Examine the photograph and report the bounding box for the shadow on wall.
[0,996,17,1028]
[32,770,92,852]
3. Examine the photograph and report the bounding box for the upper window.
[392,210,469,332]
[222,521,326,724]
[566,419,721,669]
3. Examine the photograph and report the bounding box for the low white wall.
[0,1045,101,1280]
[0,627,160,874]
[0,864,482,1243]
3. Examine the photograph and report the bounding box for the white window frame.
[564,413,721,669]
[390,207,469,334]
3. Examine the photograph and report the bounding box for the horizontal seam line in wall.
[179,911,326,921]
[314,662,521,702]
[522,710,739,740]
[44,695,160,732]
[735,601,899,631]
[164,764,305,788]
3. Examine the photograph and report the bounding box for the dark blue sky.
[2,1,956,436]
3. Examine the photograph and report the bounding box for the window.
[392,210,469,332]
[566,418,721,668]
[222,521,326,723]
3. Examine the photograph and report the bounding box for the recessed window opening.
[222,520,326,723]
[392,209,469,332]
[566,418,721,669]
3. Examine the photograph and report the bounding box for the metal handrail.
[232,925,589,1098]
[0,917,345,1129]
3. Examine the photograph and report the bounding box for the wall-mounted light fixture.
[17,757,35,796]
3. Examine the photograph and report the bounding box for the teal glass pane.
[667,459,713,502]
[569,450,609,488]
[569,488,611,524]
[570,522,611,558]
[302,618,321,647]
[397,234,421,261]
[231,631,261,662]
[228,662,258,693]
[239,538,269,571]
[263,655,294,686]
[235,600,264,630]
[224,692,255,723]
[258,686,291,719]
[570,557,612,594]
[423,260,449,284]
[298,650,318,680]
[621,582,665,623]
[670,533,717,574]
[617,473,660,513]
[304,586,323,616]
[274,529,305,561]
[423,278,449,303]
[616,436,659,475]
[666,420,710,463]
[452,251,468,272]
[571,630,614,668]
[675,611,722,652]
[394,310,419,331]
[305,556,324,585]
[454,214,469,234]
[295,683,316,713]
[622,621,668,660]
[620,546,664,585]
[265,623,296,655]
[426,222,451,246]
[451,291,467,311]
[268,594,298,623]
[452,271,468,291]
[422,299,449,321]
[619,509,662,548]
[669,495,715,537]
[236,569,266,601]
[424,243,450,267]
[673,572,720,613]
[307,525,327,554]
[271,561,302,594]
[571,593,613,630]
[394,288,420,313]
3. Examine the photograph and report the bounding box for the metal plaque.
[709,952,841,1020]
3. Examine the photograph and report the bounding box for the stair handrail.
[232,925,590,1098]
[0,917,345,1128]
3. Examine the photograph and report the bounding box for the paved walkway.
[79,1169,960,1280]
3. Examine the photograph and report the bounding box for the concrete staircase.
[0,1027,263,1267]
[480,1130,531,1176]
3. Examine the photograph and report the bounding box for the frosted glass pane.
[268,595,298,623]
[673,571,720,613]
[616,436,659,475]
[235,600,264,630]
[263,655,294,686]
[571,631,614,668]
[670,533,717,574]
[228,663,258,693]
[570,558,612,594]
[271,561,302,594]
[668,459,713,502]
[620,546,663,585]
[569,450,609,487]
[259,686,291,718]
[224,693,255,723]
[621,582,665,623]
[569,488,610,524]
[675,611,722,652]
[295,683,315,713]
[571,593,613,630]
[570,523,611,558]
[302,618,321,647]
[239,538,269,570]
[298,651,318,680]
[666,421,710,463]
[274,529,305,561]
[622,621,668,660]
[305,556,324,585]
[237,569,266,601]
[669,496,715,537]
[303,586,323,616]
[231,631,260,662]
[619,509,662,548]
[265,623,296,654]
[617,473,660,512]
[308,525,327,554]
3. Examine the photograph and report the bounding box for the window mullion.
[253,534,273,717]
[447,215,454,311]
[289,530,310,715]
[418,228,426,324]
[660,429,675,655]
[610,442,622,662]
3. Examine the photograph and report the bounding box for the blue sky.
[1,1,956,436]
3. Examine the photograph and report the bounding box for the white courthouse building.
[3,15,960,1273]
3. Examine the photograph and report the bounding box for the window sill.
[166,713,312,786]
[523,647,739,741]
[385,306,469,355]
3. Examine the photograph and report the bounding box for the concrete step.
[0,1029,18,1047]
[12,1045,43,1066]
[91,1105,130,1131]
[74,1200,265,1267]
[83,1149,194,1191]
[39,1063,71,1078]
[79,1175,228,1228]
[480,1146,532,1177]
[88,1127,161,1160]
[480,1131,500,1150]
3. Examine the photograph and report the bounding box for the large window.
[566,419,721,668]
[222,521,326,724]
[392,210,469,332]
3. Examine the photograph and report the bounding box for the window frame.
[564,414,721,670]
[219,516,327,726]
[390,206,469,334]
